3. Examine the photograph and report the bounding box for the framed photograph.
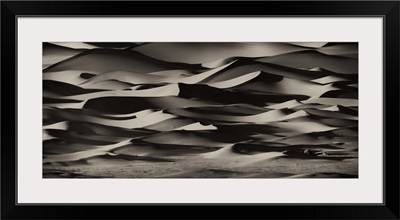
[1,1,399,219]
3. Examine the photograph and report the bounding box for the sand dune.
[113,141,219,157]
[311,75,349,84]
[78,60,236,88]
[167,108,307,123]
[80,70,164,86]
[207,71,261,89]
[257,50,358,74]
[43,70,93,85]
[178,105,267,116]
[133,42,309,64]
[44,49,186,73]
[317,43,358,56]
[267,100,303,109]
[50,42,99,49]
[43,42,358,178]
[43,139,132,162]
[83,95,215,114]
[199,60,322,83]
[270,121,338,133]
[174,122,217,131]
[288,42,327,48]
[44,80,104,96]
[84,42,139,49]
[43,107,177,129]
[202,145,284,166]
[57,84,180,100]
[43,43,85,68]
[233,75,339,97]
[286,172,357,178]
[177,83,309,106]
[141,131,234,147]
[303,108,358,120]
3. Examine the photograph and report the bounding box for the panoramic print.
[43,42,358,178]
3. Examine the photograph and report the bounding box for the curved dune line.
[201,57,237,68]
[301,97,358,107]
[147,69,194,77]
[80,70,165,86]
[79,79,136,90]
[44,100,87,109]
[202,145,284,164]
[197,59,336,84]
[142,131,233,147]
[50,42,99,49]
[256,51,358,74]
[270,121,338,133]
[112,143,217,157]
[106,110,176,128]
[62,121,154,138]
[43,121,69,130]
[44,49,180,74]
[133,42,309,64]
[174,122,217,131]
[321,105,340,111]
[43,70,94,85]
[198,63,288,84]
[78,61,234,88]
[202,145,242,159]
[278,110,309,121]
[101,109,154,118]
[44,129,128,145]
[267,100,303,109]
[84,42,140,49]
[184,105,267,116]
[266,132,339,145]
[337,105,358,116]
[123,111,177,129]
[43,80,105,97]
[311,75,349,84]
[83,96,217,114]
[145,118,197,131]
[304,108,358,120]
[336,53,358,59]
[59,84,180,101]
[43,139,132,162]
[235,76,339,97]
[43,43,85,68]
[317,44,358,56]
[207,71,261,89]
[320,118,358,127]
[168,108,305,123]
[280,113,357,128]
[164,60,237,84]
[44,108,176,129]
[178,83,310,106]
[288,42,327,48]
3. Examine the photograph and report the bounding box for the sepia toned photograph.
[42,42,358,178]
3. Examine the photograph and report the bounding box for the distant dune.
[43,42,358,178]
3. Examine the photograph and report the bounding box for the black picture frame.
[1,1,399,219]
